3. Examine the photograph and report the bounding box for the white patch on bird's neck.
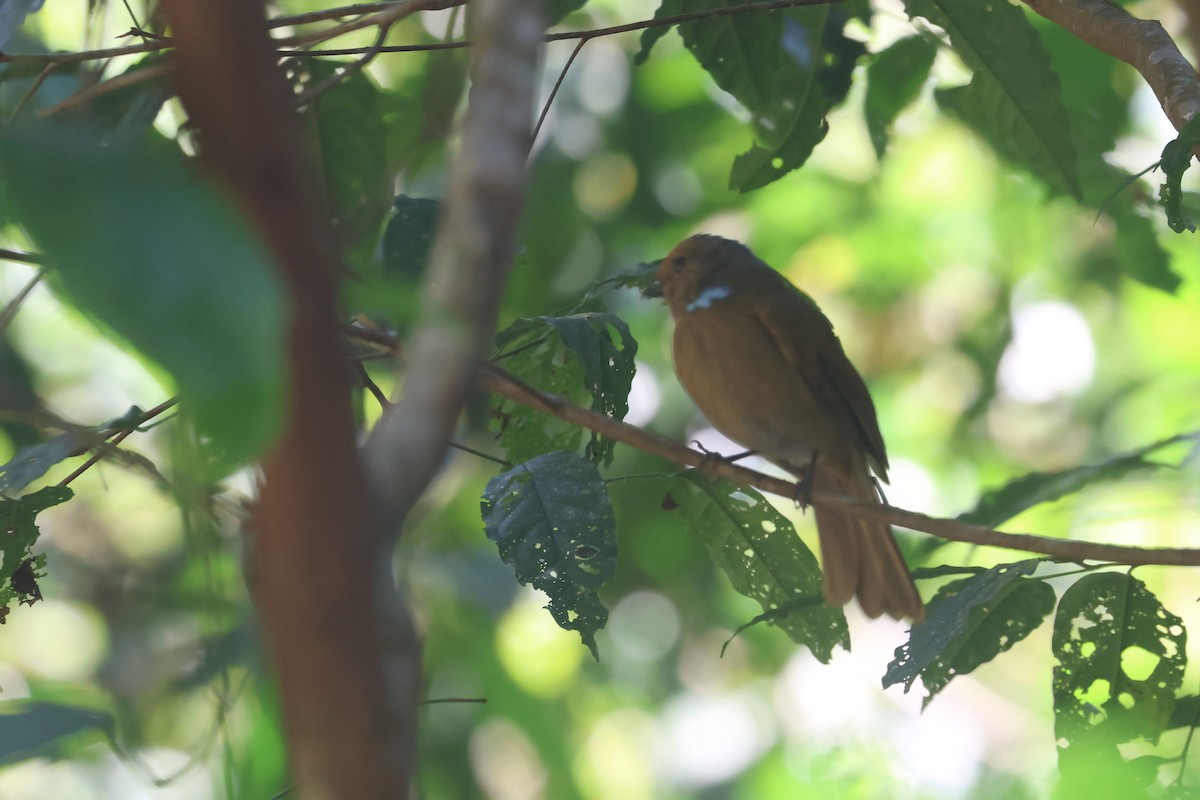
[686,284,732,312]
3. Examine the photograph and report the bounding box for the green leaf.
[1112,197,1180,293]
[670,470,848,662]
[545,0,587,26]
[297,59,398,264]
[381,195,439,278]
[1052,573,1186,757]
[864,35,937,159]
[481,451,618,659]
[493,313,638,466]
[907,0,1080,198]
[0,486,73,623]
[959,432,1195,528]
[884,559,1054,706]
[0,434,84,496]
[0,701,114,766]
[730,10,867,191]
[634,1,866,191]
[1159,113,1200,233]
[0,124,286,477]
[90,54,171,134]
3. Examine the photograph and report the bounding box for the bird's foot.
[690,441,756,475]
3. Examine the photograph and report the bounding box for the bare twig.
[36,62,169,119]
[349,322,1200,568]
[8,63,59,121]
[0,249,45,265]
[531,37,587,150]
[57,398,179,487]
[285,0,838,56]
[1022,0,1200,132]
[0,267,47,335]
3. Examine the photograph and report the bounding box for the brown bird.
[648,234,923,621]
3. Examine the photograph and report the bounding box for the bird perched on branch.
[646,234,923,622]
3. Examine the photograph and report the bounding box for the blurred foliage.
[0,0,1199,798]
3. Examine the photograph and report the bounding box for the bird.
[646,233,923,622]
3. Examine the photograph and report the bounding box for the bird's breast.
[671,307,843,466]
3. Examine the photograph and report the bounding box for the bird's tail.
[813,462,924,622]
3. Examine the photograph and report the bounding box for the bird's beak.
[641,258,664,298]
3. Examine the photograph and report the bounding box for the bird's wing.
[752,287,889,479]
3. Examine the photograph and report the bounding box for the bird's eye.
[671,255,687,271]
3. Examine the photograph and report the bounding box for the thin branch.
[56,398,179,487]
[0,267,47,335]
[8,62,59,121]
[291,19,392,109]
[348,323,1200,568]
[284,0,838,57]
[1022,0,1200,132]
[531,37,587,150]
[0,249,46,265]
[35,61,169,119]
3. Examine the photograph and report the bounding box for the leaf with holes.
[493,314,637,466]
[636,1,867,191]
[885,559,1054,706]
[672,470,848,662]
[481,451,618,659]
[1053,573,1186,762]
[0,487,72,623]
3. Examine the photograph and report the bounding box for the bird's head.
[644,234,759,316]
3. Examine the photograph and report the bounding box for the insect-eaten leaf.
[0,123,287,479]
[492,313,637,466]
[481,451,618,659]
[671,470,848,662]
[885,559,1054,706]
[1052,573,1186,762]
[1159,112,1200,233]
[0,486,72,623]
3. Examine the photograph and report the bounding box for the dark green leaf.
[297,59,398,263]
[0,702,114,766]
[0,433,84,496]
[731,10,867,191]
[1166,694,1200,730]
[90,55,171,134]
[1159,113,1200,233]
[959,432,1195,527]
[885,559,1053,705]
[545,0,587,26]
[671,470,848,662]
[907,0,1079,198]
[1112,197,1180,293]
[493,313,637,466]
[481,451,618,659]
[634,1,866,190]
[864,35,937,158]
[0,124,286,477]
[0,486,71,622]
[381,195,440,278]
[1053,573,1186,757]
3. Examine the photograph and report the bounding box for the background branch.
[159,1,422,797]
[1022,0,1200,131]
[362,0,543,527]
